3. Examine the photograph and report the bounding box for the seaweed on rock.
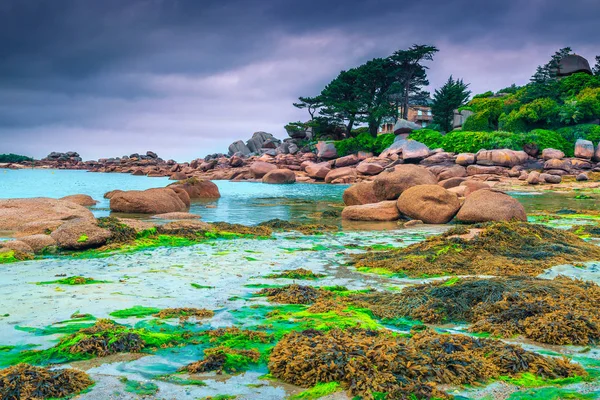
[268,328,586,400]
[181,346,261,374]
[258,219,338,234]
[0,364,93,400]
[265,268,326,280]
[96,216,137,244]
[351,221,600,277]
[257,284,331,304]
[350,276,600,345]
[153,308,214,322]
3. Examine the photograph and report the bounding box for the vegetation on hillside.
[0,153,33,163]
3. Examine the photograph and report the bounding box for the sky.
[0,0,599,162]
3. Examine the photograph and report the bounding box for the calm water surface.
[0,169,347,224]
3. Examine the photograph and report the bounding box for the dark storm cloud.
[0,0,598,160]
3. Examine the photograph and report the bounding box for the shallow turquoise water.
[0,169,347,224]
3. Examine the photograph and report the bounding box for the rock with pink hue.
[0,198,94,232]
[304,162,331,180]
[436,165,467,181]
[456,189,527,223]
[372,164,437,200]
[342,182,379,206]
[542,148,565,160]
[324,167,357,184]
[341,201,400,221]
[334,154,360,167]
[356,162,384,176]
[250,161,277,178]
[169,178,221,199]
[397,184,461,224]
[316,142,338,159]
[460,181,491,197]
[262,169,296,184]
[60,194,98,207]
[110,188,188,214]
[575,139,594,160]
[455,153,476,166]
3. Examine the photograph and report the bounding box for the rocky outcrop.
[342,181,379,206]
[397,184,460,224]
[460,180,491,196]
[574,139,594,160]
[17,234,57,253]
[316,142,338,159]
[456,153,476,166]
[110,188,188,214]
[60,194,98,207]
[341,201,400,221]
[0,198,94,232]
[228,140,251,156]
[168,178,221,199]
[262,169,296,184]
[401,140,431,161]
[356,162,384,175]
[304,162,331,180]
[250,161,277,178]
[50,220,111,250]
[455,189,527,223]
[372,165,437,201]
[542,148,565,160]
[475,149,528,168]
[324,167,356,184]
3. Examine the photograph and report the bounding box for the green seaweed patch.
[0,249,33,264]
[291,382,342,399]
[77,234,89,243]
[36,276,110,285]
[120,377,159,395]
[192,283,215,289]
[155,374,207,386]
[506,387,600,400]
[498,372,588,388]
[110,306,161,318]
[244,283,282,289]
[14,319,192,366]
[265,268,326,280]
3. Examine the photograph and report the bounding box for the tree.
[593,56,600,76]
[319,68,362,134]
[293,96,323,121]
[389,45,439,119]
[431,76,471,132]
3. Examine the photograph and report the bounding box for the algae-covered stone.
[397,184,460,224]
[456,189,526,223]
[50,220,112,250]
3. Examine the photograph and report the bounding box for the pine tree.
[431,76,471,133]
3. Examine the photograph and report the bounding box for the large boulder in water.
[50,220,112,250]
[343,181,379,206]
[110,188,188,214]
[60,194,98,207]
[397,185,460,224]
[0,198,94,232]
[341,201,400,221]
[262,169,296,184]
[168,178,221,199]
[455,189,527,223]
[250,161,277,178]
[372,164,437,201]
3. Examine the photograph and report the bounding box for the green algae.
[265,268,326,280]
[506,387,600,399]
[154,374,207,386]
[77,234,88,243]
[110,306,161,318]
[498,372,588,388]
[36,276,110,285]
[245,256,258,261]
[291,381,342,399]
[119,377,159,395]
[191,283,215,289]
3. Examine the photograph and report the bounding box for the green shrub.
[558,73,600,98]
[373,133,395,154]
[557,124,600,145]
[473,91,494,99]
[408,129,444,149]
[439,130,570,155]
[333,132,394,156]
[0,154,34,163]
[463,110,494,131]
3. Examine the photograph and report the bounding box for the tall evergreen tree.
[431,76,471,132]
